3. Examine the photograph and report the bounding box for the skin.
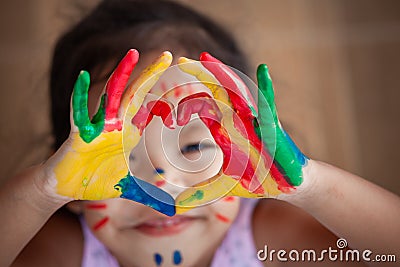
[2,51,399,267]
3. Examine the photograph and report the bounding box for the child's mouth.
[134,215,199,236]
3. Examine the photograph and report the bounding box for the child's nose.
[151,166,195,197]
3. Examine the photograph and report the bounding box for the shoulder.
[11,208,83,267]
[252,199,367,266]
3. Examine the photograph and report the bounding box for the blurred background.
[0,0,399,194]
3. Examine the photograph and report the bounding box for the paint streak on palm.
[47,50,176,216]
[175,53,307,211]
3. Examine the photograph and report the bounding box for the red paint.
[200,52,295,193]
[93,216,109,231]
[104,49,139,132]
[215,213,230,223]
[155,180,166,187]
[147,100,174,128]
[86,203,107,209]
[131,99,175,134]
[200,52,257,116]
[223,196,235,202]
[177,92,221,126]
[177,93,264,194]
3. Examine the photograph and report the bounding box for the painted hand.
[175,53,307,211]
[44,50,175,216]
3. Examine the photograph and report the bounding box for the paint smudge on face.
[173,250,182,265]
[154,168,166,187]
[86,203,107,209]
[155,180,166,187]
[178,190,204,206]
[223,196,235,202]
[93,216,109,231]
[215,213,230,223]
[155,168,165,175]
[154,253,163,266]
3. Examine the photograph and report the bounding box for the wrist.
[25,164,71,214]
[276,159,320,207]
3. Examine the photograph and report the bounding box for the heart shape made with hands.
[120,52,286,215]
[55,49,305,217]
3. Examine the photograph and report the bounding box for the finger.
[147,99,176,129]
[256,64,278,123]
[114,173,175,216]
[177,57,231,108]
[104,49,139,131]
[176,92,220,126]
[131,94,177,135]
[199,52,257,118]
[72,71,104,143]
[120,51,173,119]
[256,64,305,187]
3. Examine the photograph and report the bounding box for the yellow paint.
[178,59,282,199]
[121,52,173,120]
[55,132,128,199]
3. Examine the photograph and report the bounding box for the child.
[1,1,399,267]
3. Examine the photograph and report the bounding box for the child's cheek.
[211,196,240,224]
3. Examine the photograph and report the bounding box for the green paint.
[178,190,204,206]
[72,71,105,143]
[82,177,89,186]
[256,64,305,186]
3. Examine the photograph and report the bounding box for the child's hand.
[175,53,307,210]
[43,50,175,216]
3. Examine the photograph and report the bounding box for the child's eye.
[180,142,214,154]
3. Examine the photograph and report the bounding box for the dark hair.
[50,0,249,149]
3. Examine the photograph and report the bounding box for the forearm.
[280,160,400,266]
[0,164,68,266]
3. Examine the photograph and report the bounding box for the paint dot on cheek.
[155,180,166,187]
[92,216,109,231]
[173,250,182,265]
[86,203,107,209]
[154,253,163,266]
[215,213,230,223]
[223,196,235,202]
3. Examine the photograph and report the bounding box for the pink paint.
[93,216,109,231]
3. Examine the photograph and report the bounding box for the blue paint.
[154,168,165,174]
[154,253,163,266]
[173,250,182,265]
[283,129,308,166]
[114,173,175,216]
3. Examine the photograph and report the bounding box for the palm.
[175,53,307,211]
[46,50,176,215]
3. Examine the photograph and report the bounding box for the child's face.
[80,53,241,266]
